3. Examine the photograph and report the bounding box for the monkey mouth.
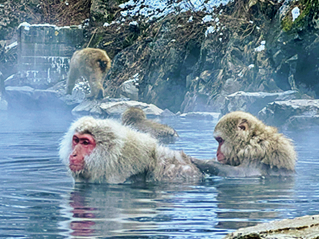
[216,154,226,164]
[69,163,85,172]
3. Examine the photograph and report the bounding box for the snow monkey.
[59,116,203,184]
[122,107,179,144]
[192,111,297,177]
[66,48,111,99]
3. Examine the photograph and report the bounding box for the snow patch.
[202,15,213,23]
[119,0,233,21]
[255,40,266,52]
[291,7,300,22]
[205,26,216,37]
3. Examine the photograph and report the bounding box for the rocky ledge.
[225,214,319,239]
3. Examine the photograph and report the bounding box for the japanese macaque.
[192,111,297,177]
[59,116,202,184]
[66,48,111,99]
[122,107,179,144]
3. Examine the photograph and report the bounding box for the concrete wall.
[16,23,83,89]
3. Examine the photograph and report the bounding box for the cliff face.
[1,0,319,113]
[100,0,319,113]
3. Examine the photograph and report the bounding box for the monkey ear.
[237,121,249,131]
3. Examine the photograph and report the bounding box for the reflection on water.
[0,111,319,238]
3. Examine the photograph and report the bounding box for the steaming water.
[1,111,319,238]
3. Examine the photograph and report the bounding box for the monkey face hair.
[214,111,297,170]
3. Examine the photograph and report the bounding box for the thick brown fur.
[59,116,202,184]
[192,111,297,177]
[122,107,179,144]
[66,48,111,99]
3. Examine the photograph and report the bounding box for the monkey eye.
[73,136,79,144]
[82,140,90,145]
[215,137,224,144]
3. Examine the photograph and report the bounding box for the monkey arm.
[191,158,262,177]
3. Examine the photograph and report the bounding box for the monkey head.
[59,116,127,182]
[213,111,296,169]
[69,133,96,172]
[122,107,146,125]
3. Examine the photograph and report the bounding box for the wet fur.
[59,116,202,184]
[66,48,111,99]
[122,107,178,144]
[192,111,297,177]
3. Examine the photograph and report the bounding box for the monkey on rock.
[66,48,111,99]
[192,111,297,177]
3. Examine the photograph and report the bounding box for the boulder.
[72,99,164,117]
[179,112,220,120]
[221,90,296,116]
[5,86,69,111]
[117,78,139,100]
[71,99,106,117]
[224,214,319,239]
[100,100,163,116]
[258,99,319,129]
[285,115,319,130]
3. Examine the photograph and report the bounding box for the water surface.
[0,111,319,238]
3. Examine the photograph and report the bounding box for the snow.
[119,0,233,21]
[291,7,300,22]
[205,26,216,37]
[202,15,213,23]
[18,22,78,30]
[18,22,31,30]
[129,21,138,26]
[255,40,266,52]
[5,41,17,51]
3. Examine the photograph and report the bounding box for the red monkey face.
[215,136,226,164]
[69,133,96,172]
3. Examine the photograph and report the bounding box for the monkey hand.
[191,158,221,175]
[191,158,263,177]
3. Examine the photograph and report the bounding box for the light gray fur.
[59,116,203,184]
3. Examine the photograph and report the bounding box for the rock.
[5,86,69,111]
[181,91,215,113]
[71,99,106,117]
[285,115,319,130]
[224,214,319,239]
[160,108,176,118]
[117,78,139,100]
[71,99,164,117]
[179,112,220,120]
[100,100,163,116]
[258,99,319,129]
[221,90,297,116]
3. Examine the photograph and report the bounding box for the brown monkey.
[66,48,111,99]
[122,107,179,143]
[192,111,297,177]
[59,116,202,184]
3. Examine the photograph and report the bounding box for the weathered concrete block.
[12,22,84,89]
